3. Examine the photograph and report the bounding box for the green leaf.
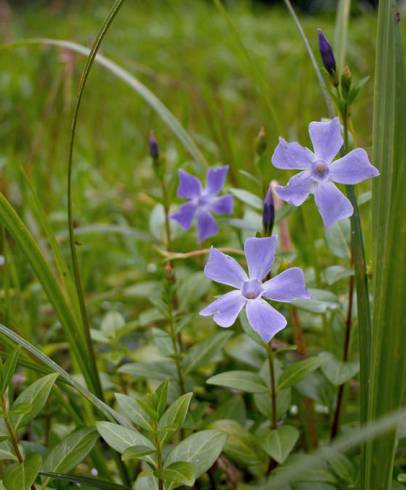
[12,373,58,429]
[39,472,132,489]
[161,461,195,487]
[96,422,154,455]
[230,188,263,210]
[324,219,351,259]
[209,420,267,475]
[165,430,227,483]
[115,394,153,432]
[292,289,340,314]
[122,445,155,463]
[119,362,177,380]
[278,357,322,391]
[154,380,169,417]
[4,453,41,490]
[0,441,17,462]
[42,428,98,474]
[101,311,126,339]
[319,352,359,386]
[207,370,268,393]
[183,331,233,374]
[158,393,193,443]
[261,426,299,464]
[0,349,20,395]
[323,266,353,286]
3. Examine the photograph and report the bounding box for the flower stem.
[266,342,277,430]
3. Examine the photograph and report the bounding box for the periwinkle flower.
[171,166,233,242]
[272,117,379,228]
[200,237,309,343]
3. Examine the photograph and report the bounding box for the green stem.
[266,343,277,430]
[154,432,164,490]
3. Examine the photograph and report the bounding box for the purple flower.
[272,118,380,228]
[171,166,233,242]
[200,236,309,343]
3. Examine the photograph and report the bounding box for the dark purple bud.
[149,130,159,161]
[263,183,275,237]
[317,29,336,75]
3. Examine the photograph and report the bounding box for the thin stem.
[266,343,277,430]
[155,433,164,490]
[157,246,244,262]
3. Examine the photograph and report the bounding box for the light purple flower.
[272,118,379,228]
[200,236,309,343]
[171,166,233,242]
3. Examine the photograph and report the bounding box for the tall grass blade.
[0,323,129,427]
[40,472,132,490]
[0,193,97,392]
[365,0,406,488]
[0,38,207,167]
[334,0,351,74]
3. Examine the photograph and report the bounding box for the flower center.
[241,279,263,300]
[196,194,211,208]
[311,160,329,181]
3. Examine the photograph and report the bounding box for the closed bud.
[317,29,338,86]
[255,127,267,156]
[149,130,159,161]
[341,64,352,96]
[262,183,275,237]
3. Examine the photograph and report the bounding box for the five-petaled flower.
[171,166,233,242]
[272,118,379,228]
[200,236,309,343]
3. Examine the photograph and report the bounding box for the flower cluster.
[169,117,379,342]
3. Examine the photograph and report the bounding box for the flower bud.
[262,183,275,237]
[317,29,338,86]
[149,130,159,161]
[341,64,352,97]
[255,127,267,156]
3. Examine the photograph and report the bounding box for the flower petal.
[244,236,277,281]
[170,203,197,229]
[272,138,314,170]
[309,118,343,163]
[314,181,353,228]
[206,166,229,195]
[204,247,248,288]
[210,194,233,215]
[177,170,202,199]
[197,211,218,242]
[200,290,246,328]
[329,148,380,184]
[245,299,287,343]
[263,267,310,302]
[275,170,312,206]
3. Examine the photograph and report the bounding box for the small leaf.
[207,370,268,393]
[119,362,177,380]
[4,453,41,490]
[115,394,153,432]
[292,289,340,314]
[0,349,20,395]
[278,357,322,391]
[165,430,227,484]
[12,373,58,429]
[42,428,98,474]
[323,266,353,286]
[154,380,169,417]
[325,219,351,259]
[261,425,299,464]
[161,461,195,487]
[158,392,193,443]
[183,331,233,373]
[96,422,154,455]
[319,352,359,386]
[230,188,262,210]
[122,445,155,463]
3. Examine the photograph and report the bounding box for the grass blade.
[334,0,351,74]
[365,0,406,487]
[40,472,132,490]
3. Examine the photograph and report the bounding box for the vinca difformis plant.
[0,1,404,489]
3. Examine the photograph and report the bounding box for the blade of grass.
[334,0,351,74]
[0,323,130,427]
[365,0,406,488]
[212,0,280,132]
[0,38,207,168]
[40,473,132,490]
[0,193,96,392]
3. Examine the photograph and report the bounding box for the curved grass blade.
[212,0,280,132]
[0,193,97,392]
[366,0,406,488]
[334,0,351,74]
[40,472,132,490]
[0,38,207,167]
[0,323,130,427]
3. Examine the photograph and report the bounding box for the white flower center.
[241,279,263,300]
